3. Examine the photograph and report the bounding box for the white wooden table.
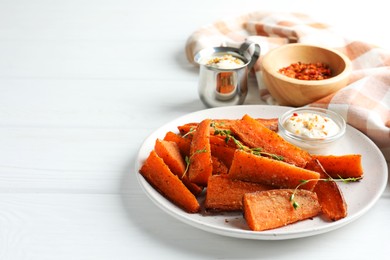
[1,1,389,259]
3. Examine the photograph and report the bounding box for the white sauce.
[283,112,340,138]
[202,54,244,69]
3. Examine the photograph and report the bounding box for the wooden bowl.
[261,44,352,106]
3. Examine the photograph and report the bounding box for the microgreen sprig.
[181,148,207,179]
[211,122,284,161]
[182,127,196,138]
[290,176,362,209]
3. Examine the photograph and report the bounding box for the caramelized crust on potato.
[188,119,213,186]
[205,175,272,211]
[306,159,348,221]
[211,156,229,175]
[210,135,236,168]
[243,189,321,231]
[177,118,279,136]
[228,150,320,190]
[312,154,363,179]
[139,150,200,213]
[155,139,203,196]
[163,131,191,157]
[230,114,312,168]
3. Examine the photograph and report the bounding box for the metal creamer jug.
[194,42,260,107]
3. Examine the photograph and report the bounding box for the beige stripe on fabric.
[342,41,375,61]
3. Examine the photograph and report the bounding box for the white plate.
[135,105,388,240]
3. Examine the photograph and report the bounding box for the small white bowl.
[278,107,346,154]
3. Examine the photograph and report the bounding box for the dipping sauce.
[203,54,244,69]
[283,112,340,138]
[278,62,331,80]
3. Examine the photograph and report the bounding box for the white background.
[0,1,389,259]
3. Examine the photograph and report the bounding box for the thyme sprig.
[290,176,362,209]
[181,148,207,179]
[212,122,284,161]
[182,127,196,138]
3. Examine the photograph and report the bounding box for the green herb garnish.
[290,176,362,210]
[181,148,207,179]
[211,122,284,161]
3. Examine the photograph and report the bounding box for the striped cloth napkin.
[185,11,390,160]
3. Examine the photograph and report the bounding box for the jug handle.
[239,41,261,70]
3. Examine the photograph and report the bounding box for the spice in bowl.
[278,62,332,80]
[261,44,352,106]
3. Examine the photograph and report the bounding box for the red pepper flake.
[278,62,332,80]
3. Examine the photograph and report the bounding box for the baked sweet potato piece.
[177,123,198,136]
[228,150,320,190]
[154,139,203,196]
[139,150,200,213]
[154,139,186,177]
[306,159,347,221]
[177,118,279,136]
[256,118,279,132]
[205,175,272,211]
[164,130,228,172]
[230,114,312,168]
[243,189,321,231]
[211,156,228,175]
[163,131,191,157]
[210,135,236,168]
[312,154,363,179]
[188,119,213,186]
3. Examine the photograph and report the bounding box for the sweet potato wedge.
[177,118,279,135]
[312,154,363,179]
[256,118,279,132]
[139,150,200,213]
[228,149,320,190]
[154,139,203,196]
[306,159,347,221]
[230,114,312,168]
[243,189,321,231]
[210,135,236,168]
[177,123,198,136]
[211,156,228,175]
[154,139,186,177]
[205,175,272,212]
[163,131,191,157]
[188,119,213,186]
